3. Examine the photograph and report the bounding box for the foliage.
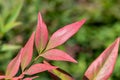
[0,12,85,79]
[0,0,120,80]
[0,0,23,71]
[0,12,120,80]
[0,0,23,38]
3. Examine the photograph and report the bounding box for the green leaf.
[3,0,23,33]
[4,21,21,33]
[49,68,74,80]
[0,15,4,33]
[44,61,74,80]
[1,44,21,51]
[6,0,23,24]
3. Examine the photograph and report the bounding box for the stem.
[34,54,41,61]
[34,49,47,62]
[24,55,41,71]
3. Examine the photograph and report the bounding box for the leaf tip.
[77,18,86,26]
[73,60,78,63]
[38,12,42,23]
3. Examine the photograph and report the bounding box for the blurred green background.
[0,0,120,80]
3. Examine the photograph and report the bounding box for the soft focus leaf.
[23,78,32,80]
[6,0,23,24]
[5,48,23,79]
[41,49,77,63]
[3,0,23,34]
[83,38,120,80]
[35,12,48,53]
[4,22,21,33]
[12,77,22,80]
[1,44,21,51]
[46,19,86,50]
[0,15,4,33]
[21,32,35,71]
[24,63,57,75]
[0,75,5,79]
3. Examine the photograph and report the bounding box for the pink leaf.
[41,49,77,63]
[83,38,120,80]
[23,78,32,80]
[46,19,86,50]
[21,32,35,71]
[0,75,5,79]
[12,73,24,80]
[24,63,57,75]
[35,12,48,53]
[5,48,22,79]
[12,77,22,80]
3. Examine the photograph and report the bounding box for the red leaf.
[83,38,120,80]
[35,12,48,53]
[21,32,35,71]
[46,19,86,50]
[5,48,23,79]
[0,75,5,79]
[24,63,57,75]
[41,49,77,63]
